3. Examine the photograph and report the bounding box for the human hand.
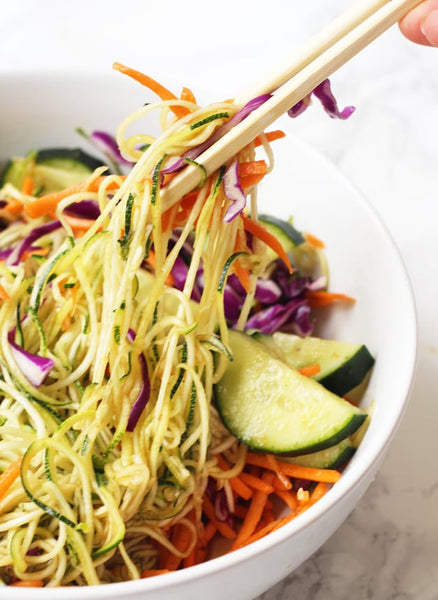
[399,0,438,46]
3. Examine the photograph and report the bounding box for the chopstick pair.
[161,0,422,209]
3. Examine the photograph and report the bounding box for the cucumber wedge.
[214,330,367,455]
[262,332,375,397]
[0,148,105,195]
[284,437,356,470]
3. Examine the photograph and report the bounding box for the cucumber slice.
[214,330,367,455]
[264,332,375,397]
[283,437,356,470]
[0,148,105,194]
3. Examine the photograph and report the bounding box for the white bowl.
[0,72,417,600]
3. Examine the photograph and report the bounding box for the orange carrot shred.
[141,569,172,578]
[298,363,321,377]
[4,199,23,215]
[0,457,22,501]
[113,62,190,119]
[241,214,292,274]
[305,231,325,248]
[10,580,44,587]
[180,86,197,104]
[21,176,35,196]
[0,284,10,301]
[239,472,275,495]
[245,452,341,483]
[306,291,356,307]
[202,496,237,540]
[253,130,286,147]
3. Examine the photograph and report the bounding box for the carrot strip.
[180,86,197,104]
[145,250,175,287]
[10,580,44,587]
[245,452,341,483]
[0,457,22,501]
[306,291,355,307]
[232,259,251,294]
[113,62,190,119]
[305,231,325,248]
[141,569,172,578]
[238,160,267,177]
[216,455,253,501]
[62,214,100,236]
[24,176,123,219]
[4,199,23,215]
[202,496,237,540]
[232,472,274,549]
[0,284,10,301]
[239,472,275,494]
[298,363,321,377]
[199,521,217,546]
[163,520,194,571]
[21,176,35,196]
[309,481,330,504]
[253,130,286,147]
[275,488,298,512]
[240,173,266,189]
[265,453,292,490]
[241,214,292,273]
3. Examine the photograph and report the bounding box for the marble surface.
[1,1,437,598]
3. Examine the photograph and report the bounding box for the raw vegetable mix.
[0,63,372,587]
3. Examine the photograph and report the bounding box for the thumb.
[399,0,438,46]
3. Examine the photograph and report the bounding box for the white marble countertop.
[1,1,437,598]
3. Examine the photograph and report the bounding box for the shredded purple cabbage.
[8,331,54,387]
[288,79,354,120]
[126,352,150,432]
[223,160,246,223]
[89,131,133,166]
[6,220,62,267]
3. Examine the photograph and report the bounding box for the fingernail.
[420,9,438,46]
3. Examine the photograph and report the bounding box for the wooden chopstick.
[161,0,421,210]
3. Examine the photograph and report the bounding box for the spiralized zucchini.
[0,89,272,586]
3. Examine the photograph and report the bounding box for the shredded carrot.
[305,231,325,248]
[298,363,321,377]
[145,250,175,287]
[245,452,341,483]
[239,472,275,494]
[21,176,35,196]
[238,160,267,177]
[24,176,123,219]
[0,284,10,301]
[62,214,100,236]
[232,472,274,549]
[4,199,23,215]
[274,488,298,512]
[265,453,292,490]
[306,290,356,307]
[113,62,190,120]
[141,569,172,578]
[309,481,329,504]
[0,457,22,501]
[10,579,44,587]
[253,130,286,147]
[180,86,197,104]
[162,520,194,572]
[232,258,251,293]
[216,455,253,501]
[202,496,237,540]
[241,214,292,274]
[20,246,50,261]
[238,160,268,189]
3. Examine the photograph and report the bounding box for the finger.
[399,0,438,46]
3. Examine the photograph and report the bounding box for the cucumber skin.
[318,345,375,397]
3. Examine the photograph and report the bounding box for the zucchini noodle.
[0,84,275,586]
